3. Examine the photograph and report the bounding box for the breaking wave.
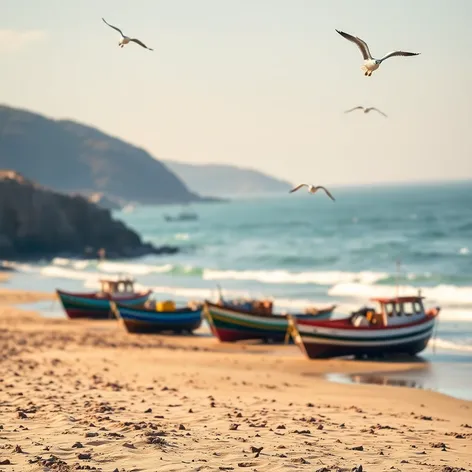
[328,282,472,308]
[203,269,388,285]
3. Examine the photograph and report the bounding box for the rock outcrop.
[0,171,177,260]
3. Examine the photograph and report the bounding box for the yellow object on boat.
[157,300,176,312]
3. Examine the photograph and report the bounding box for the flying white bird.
[345,106,387,117]
[289,184,335,201]
[335,29,419,76]
[102,18,153,51]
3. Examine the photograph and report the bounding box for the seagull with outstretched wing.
[345,106,388,117]
[289,184,335,201]
[335,29,419,76]
[102,18,153,51]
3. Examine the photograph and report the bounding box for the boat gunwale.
[56,288,153,302]
[204,300,335,321]
[294,312,438,331]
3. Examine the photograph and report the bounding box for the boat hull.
[292,316,436,359]
[116,305,203,334]
[204,301,333,343]
[56,289,152,320]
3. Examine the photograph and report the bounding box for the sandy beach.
[0,287,471,472]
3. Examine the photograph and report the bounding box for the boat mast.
[395,259,401,298]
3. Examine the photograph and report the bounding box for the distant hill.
[162,160,293,198]
[0,105,199,205]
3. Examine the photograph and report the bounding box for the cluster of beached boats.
[56,276,440,360]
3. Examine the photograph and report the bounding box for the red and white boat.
[288,294,440,359]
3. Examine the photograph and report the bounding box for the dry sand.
[0,287,471,472]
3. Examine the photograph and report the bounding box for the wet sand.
[0,287,471,471]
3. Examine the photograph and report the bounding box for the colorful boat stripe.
[208,308,287,331]
[119,307,202,324]
[57,290,152,319]
[297,325,434,346]
[296,317,435,340]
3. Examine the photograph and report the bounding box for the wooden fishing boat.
[287,294,440,359]
[204,300,336,343]
[113,300,203,334]
[57,278,152,320]
[164,211,198,222]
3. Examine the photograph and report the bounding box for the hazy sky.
[1,0,471,185]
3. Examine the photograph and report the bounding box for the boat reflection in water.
[324,360,472,401]
[349,373,423,389]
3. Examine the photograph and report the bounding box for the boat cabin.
[99,278,135,295]
[351,294,435,327]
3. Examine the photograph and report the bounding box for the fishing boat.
[204,300,336,343]
[113,300,203,334]
[287,294,440,359]
[56,277,152,320]
[164,211,198,222]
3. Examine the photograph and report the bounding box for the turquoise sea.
[7,181,472,400]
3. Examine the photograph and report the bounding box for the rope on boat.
[109,301,119,320]
[284,316,296,345]
[432,313,439,355]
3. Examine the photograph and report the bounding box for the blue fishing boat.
[114,301,203,334]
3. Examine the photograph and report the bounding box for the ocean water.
[6,181,472,397]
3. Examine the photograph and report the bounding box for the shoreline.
[4,282,472,395]
[0,283,470,397]
[1,286,471,470]
[3,275,472,398]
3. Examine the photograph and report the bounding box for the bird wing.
[379,50,420,62]
[102,18,124,37]
[130,38,153,50]
[335,30,372,60]
[369,107,388,117]
[344,106,364,114]
[289,184,308,193]
[316,186,336,201]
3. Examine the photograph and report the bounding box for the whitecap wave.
[40,266,100,282]
[428,337,472,353]
[80,281,249,302]
[7,262,38,273]
[328,282,472,308]
[174,233,190,240]
[97,261,174,275]
[203,269,388,285]
[51,257,71,266]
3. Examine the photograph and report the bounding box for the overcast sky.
[1,0,471,185]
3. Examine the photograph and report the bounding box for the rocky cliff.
[0,105,200,205]
[0,171,177,260]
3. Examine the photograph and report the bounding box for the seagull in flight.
[102,18,153,51]
[345,106,387,117]
[289,184,335,201]
[335,29,419,76]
